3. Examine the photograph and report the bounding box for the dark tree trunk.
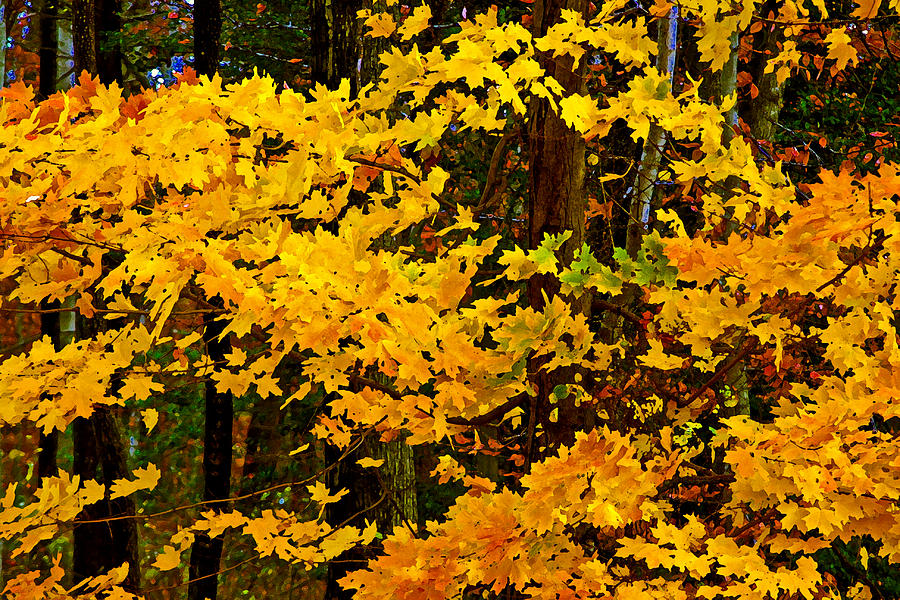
[193,0,222,77]
[188,297,234,600]
[318,10,418,598]
[310,0,364,96]
[36,302,61,479]
[71,0,96,77]
[37,0,58,101]
[237,393,284,514]
[95,0,122,85]
[745,0,785,144]
[188,10,229,595]
[70,0,137,584]
[72,404,141,591]
[71,0,121,83]
[36,0,61,476]
[329,0,362,96]
[309,0,329,89]
[323,407,417,600]
[324,373,418,600]
[526,0,592,457]
[72,308,140,592]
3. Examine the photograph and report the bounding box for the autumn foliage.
[1,1,899,599]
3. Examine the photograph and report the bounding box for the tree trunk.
[37,0,58,101]
[72,405,141,591]
[188,6,229,596]
[70,4,137,588]
[601,8,681,344]
[36,303,61,480]
[720,31,739,146]
[188,298,234,600]
[95,0,122,85]
[236,393,284,514]
[525,0,591,456]
[311,0,365,96]
[72,0,121,83]
[57,9,74,89]
[624,9,679,259]
[745,0,785,144]
[318,8,418,599]
[36,0,62,485]
[193,0,222,78]
[71,0,96,78]
[0,0,6,88]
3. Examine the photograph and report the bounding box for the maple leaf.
[824,29,858,71]
[153,545,184,571]
[110,464,161,499]
[119,375,165,402]
[639,339,685,370]
[851,0,880,18]
[360,10,397,38]
[141,408,159,433]
[308,481,349,506]
[398,4,432,40]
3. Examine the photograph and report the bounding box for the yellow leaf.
[176,331,203,349]
[825,29,858,71]
[398,4,432,41]
[78,478,107,505]
[436,205,477,235]
[639,339,685,370]
[559,92,605,135]
[225,347,248,367]
[852,0,880,18]
[289,443,310,456]
[142,408,159,433]
[153,545,184,571]
[119,375,164,402]
[357,457,385,468]
[430,455,466,484]
[361,10,396,38]
[307,481,349,505]
[110,464,161,499]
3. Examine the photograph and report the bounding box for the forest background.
[0,0,899,599]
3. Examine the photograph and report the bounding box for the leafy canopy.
[0,0,899,598]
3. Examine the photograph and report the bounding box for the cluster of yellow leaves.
[721,367,900,561]
[4,555,137,600]
[343,429,679,600]
[153,506,376,571]
[0,0,898,598]
[0,466,158,556]
[0,325,157,432]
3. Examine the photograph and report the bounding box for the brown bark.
[72,405,140,591]
[71,0,121,84]
[188,5,229,595]
[311,0,367,97]
[746,0,785,144]
[70,0,137,578]
[71,0,96,78]
[319,9,419,598]
[526,0,591,456]
[236,393,284,513]
[72,0,140,564]
[95,0,122,85]
[36,302,61,480]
